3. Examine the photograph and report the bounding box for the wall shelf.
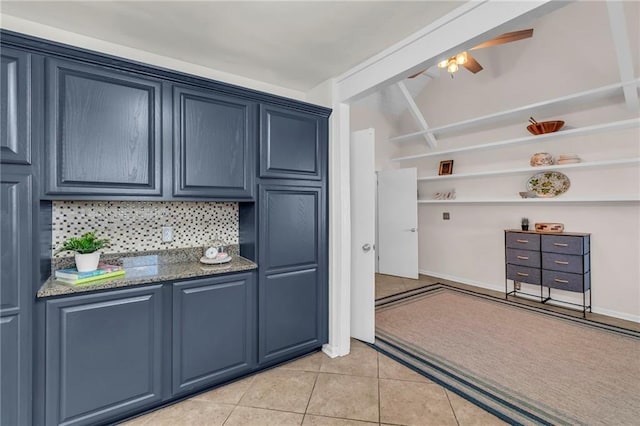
[417,158,640,181]
[393,118,640,162]
[390,79,640,143]
[418,197,640,204]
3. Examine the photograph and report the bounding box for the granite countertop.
[37,246,257,298]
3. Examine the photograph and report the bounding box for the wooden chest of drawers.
[505,230,591,316]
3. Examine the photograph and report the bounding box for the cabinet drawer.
[542,234,589,255]
[505,232,540,251]
[506,249,540,268]
[542,270,590,292]
[542,252,589,274]
[506,264,541,285]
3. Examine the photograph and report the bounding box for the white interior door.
[378,168,418,279]
[350,128,376,343]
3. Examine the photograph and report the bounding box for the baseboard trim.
[590,306,640,324]
[419,269,639,324]
[322,343,346,358]
[419,270,504,293]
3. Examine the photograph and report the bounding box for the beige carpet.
[375,285,640,425]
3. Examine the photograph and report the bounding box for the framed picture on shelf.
[439,160,454,175]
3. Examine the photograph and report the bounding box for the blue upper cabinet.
[44,58,162,197]
[260,105,325,181]
[0,47,31,165]
[173,85,255,199]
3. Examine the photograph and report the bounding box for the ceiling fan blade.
[408,70,426,79]
[462,54,483,73]
[470,29,533,50]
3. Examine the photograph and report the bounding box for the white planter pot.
[75,252,100,272]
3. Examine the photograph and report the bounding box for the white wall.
[367,2,640,321]
[350,105,401,172]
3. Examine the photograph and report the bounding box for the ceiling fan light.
[456,52,468,65]
[447,61,459,73]
[437,59,449,68]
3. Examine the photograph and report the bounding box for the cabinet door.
[173,86,255,199]
[260,105,325,180]
[1,315,21,426]
[1,170,32,426]
[258,185,327,364]
[172,273,255,395]
[44,58,162,196]
[45,285,163,426]
[0,47,31,165]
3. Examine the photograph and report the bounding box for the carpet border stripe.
[374,282,637,425]
[377,283,640,338]
[372,336,560,426]
[368,341,528,426]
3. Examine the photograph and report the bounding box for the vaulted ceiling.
[0,1,464,91]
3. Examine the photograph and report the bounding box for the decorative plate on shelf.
[526,172,570,198]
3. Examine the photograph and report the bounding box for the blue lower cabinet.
[1,315,21,426]
[259,268,323,364]
[1,169,33,426]
[45,285,164,426]
[258,184,327,364]
[172,273,255,395]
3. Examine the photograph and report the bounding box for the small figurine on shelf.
[521,217,529,231]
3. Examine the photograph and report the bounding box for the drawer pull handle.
[553,243,569,247]
[517,256,529,260]
[554,260,569,265]
[516,272,529,277]
[516,239,529,243]
[554,279,569,284]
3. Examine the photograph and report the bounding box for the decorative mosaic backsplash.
[52,201,238,257]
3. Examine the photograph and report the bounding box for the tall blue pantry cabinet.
[0,30,330,425]
[255,105,327,365]
[1,45,37,426]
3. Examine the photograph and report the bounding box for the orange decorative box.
[535,223,564,233]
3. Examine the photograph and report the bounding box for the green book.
[56,269,125,285]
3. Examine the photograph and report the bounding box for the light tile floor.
[122,339,504,426]
[122,273,637,425]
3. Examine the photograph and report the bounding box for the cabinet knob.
[362,243,372,252]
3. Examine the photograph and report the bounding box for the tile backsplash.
[52,201,238,257]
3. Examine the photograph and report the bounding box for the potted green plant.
[55,231,110,272]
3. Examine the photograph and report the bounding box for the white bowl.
[530,152,554,167]
[557,159,581,164]
[559,153,579,159]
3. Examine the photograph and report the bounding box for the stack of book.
[55,263,125,285]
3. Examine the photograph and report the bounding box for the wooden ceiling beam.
[607,1,639,110]
[396,81,437,148]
